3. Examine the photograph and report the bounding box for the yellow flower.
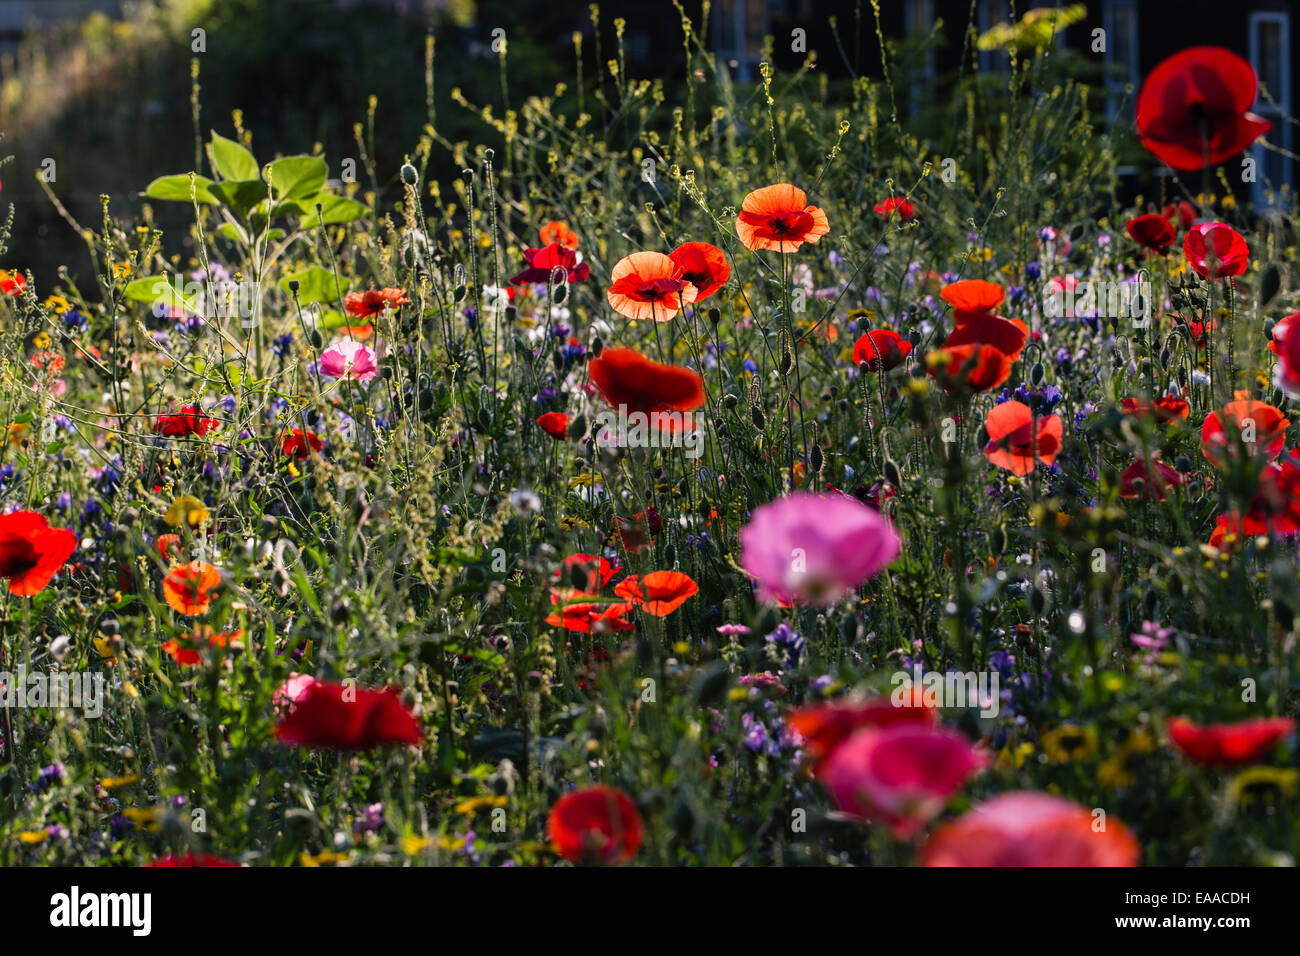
[123,807,162,832]
[401,834,433,854]
[453,795,508,816]
[18,830,47,844]
[995,741,1035,771]
[1039,723,1098,762]
[44,294,70,313]
[112,262,133,279]
[1229,766,1299,806]
[93,637,120,665]
[100,774,139,789]
[164,495,209,529]
[300,849,349,867]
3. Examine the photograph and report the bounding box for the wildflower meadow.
[0,0,1296,909]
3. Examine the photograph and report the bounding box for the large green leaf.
[122,276,200,315]
[278,266,348,306]
[144,174,217,205]
[210,131,260,182]
[296,193,370,226]
[267,155,327,201]
[210,178,270,220]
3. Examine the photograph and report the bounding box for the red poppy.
[545,591,636,633]
[1184,221,1249,279]
[155,533,182,560]
[668,242,730,301]
[343,287,411,318]
[982,402,1063,476]
[1125,213,1176,252]
[0,510,77,596]
[1167,716,1294,766]
[1201,400,1289,465]
[1136,46,1271,170]
[539,220,580,249]
[547,785,643,865]
[873,197,915,221]
[555,553,619,591]
[146,852,239,867]
[162,561,221,615]
[274,681,422,750]
[1120,395,1191,423]
[161,627,242,667]
[852,329,912,372]
[1119,457,1189,500]
[281,427,324,459]
[0,270,25,295]
[787,694,936,768]
[943,312,1029,362]
[605,252,696,321]
[1173,313,1217,349]
[1268,312,1298,356]
[588,347,706,419]
[735,183,830,253]
[154,404,219,438]
[1279,315,1300,397]
[613,570,698,616]
[536,412,570,440]
[511,243,590,285]
[927,344,1014,395]
[921,792,1140,867]
[610,507,661,553]
[940,279,1005,322]
[1163,200,1198,228]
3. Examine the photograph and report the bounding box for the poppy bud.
[1030,361,1044,385]
[381,365,393,380]
[418,388,434,411]
[779,344,793,375]
[751,406,765,429]
[453,285,467,302]
[310,330,323,349]
[591,336,603,357]
[883,458,901,487]
[708,308,721,325]
[476,406,492,430]
[1174,454,1192,473]
[663,543,676,566]
[288,279,300,294]
[551,282,568,305]
[724,394,738,409]
[569,565,591,592]
[809,443,824,475]
[569,413,586,439]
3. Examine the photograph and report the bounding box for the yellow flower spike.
[100,775,139,789]
[18,831,48,844]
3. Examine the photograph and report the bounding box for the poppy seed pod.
[400,163,418,185]
[288,279,300,294]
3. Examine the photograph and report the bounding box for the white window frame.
[1249,10,1293,207]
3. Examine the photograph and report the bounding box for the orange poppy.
[735,183,830,253]
[539,220,579,249]
[162,627,243,666]
[155,533,182,560]
[668,242,730,301]
[940,279,1005,321]
[982,401,1063,476]
[613,570,698,616]
[606,251,698,321]
[1201,400,1289,466]
[587,347,706,419]
[1120,396,1191,423]
[163,561,221,615]
[926,344,1014,394]
[544,591,636,633]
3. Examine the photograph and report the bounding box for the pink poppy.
[319,339,379,381]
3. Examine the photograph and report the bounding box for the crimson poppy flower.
[1167,716,1294,766]
[545,592,636,633]
[852,329,912,372]
[1279,316,1300,397]
[922,792,1139,867]
[605,252,695,321]
[1137,46,1271,170]
[927,344,1014,395]
[274,681,422,750]
[511,243,590,285]
[735,183,830,253]
[1268,312,1298,356]
[1120,395,1191,423]
[1201,400,1289,465]
[154,404,219,438]
[612,570,698,616]
[610,508,661,554]
[0,510,77,596]
[1217,452,1300,540]
[539,219,579,249]
[982,401,1063,476]
[787,694,936,768]
[667,241,730,301]
[146,852,239,867]
[1119,457,1189,500]
[343,287,411,318]
[1163,199,1198,228]
[536,412,570,440]
[818,724,988,838]
[162,561,221,615]
[588,347,705,420]
[1184,221,1249,279]
[939,279,1005,322]
[1173,313,1217,348]
[281,427,324,459]
[0,269,25,295]
[873,197,915,221]
[547,785,643,865]
[1125,213,1176,252]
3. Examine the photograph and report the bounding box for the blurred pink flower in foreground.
[921,791,1140,866]
[819,723,987,838]
[319,339,379,381]
[738,491,901,605]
